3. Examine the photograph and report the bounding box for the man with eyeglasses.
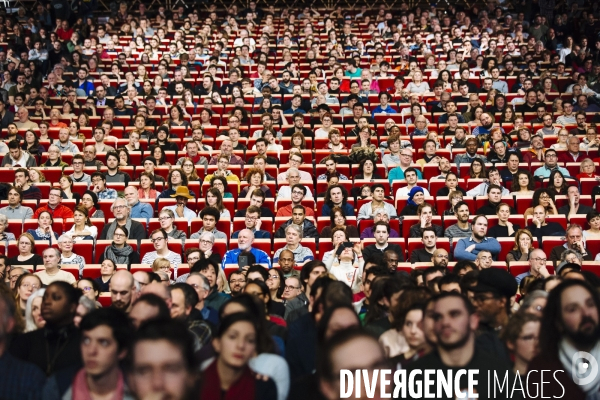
[276,153,312,184]
[90,172,117,200]
[69,154,91,186]
[558,136,584,163]
[35,247,76,285]
[33,187,74,219]
[232,206,270,239]
[535,112,561,137]
[99,197,147,241]
[276,183,315,217]
[82,145,105,168]
[222,228,271,268]
[568,111,588,136]
[227,271,247,297]
[8,267,27,290]
[388,149,423,184]
[532,148,570,178]
[142,228,182,269]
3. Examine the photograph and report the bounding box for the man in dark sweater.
[99,198,147,242]
[233,190,275,218]
[550,224,594,262]
[363,222,405,262]
[409,228,438,263]
[558,186,594,222]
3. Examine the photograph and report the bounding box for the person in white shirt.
[276,153,312,183]
[141,228,182,269]
[395,167,431,198]
[276,168,313,203]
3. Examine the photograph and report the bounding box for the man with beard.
[454,138,487,173]
[169,283,212,350]
[110,270,137,313]
[528,280,600,399]
[444,202,472,243]
[454,215,500,262]
[227,271,246,297]
[410,228,439,263]
[405,292,515,399]
[222,229,271,267]
[432,249,450,269]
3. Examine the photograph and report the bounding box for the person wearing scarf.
[400,186,425,216]
[82,190,105,219]
[99,226,141,267]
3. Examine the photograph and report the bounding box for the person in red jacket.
[33,187,75,219]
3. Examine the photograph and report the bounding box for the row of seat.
[6,236,600,270]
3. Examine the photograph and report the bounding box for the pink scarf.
[71,368,125,400]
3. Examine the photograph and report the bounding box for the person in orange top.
[33,187,75,219]
[48,108,68,128]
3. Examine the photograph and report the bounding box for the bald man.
[109,270,137,313]
[141,281,172,308]
[432,248,449,268]
[222,228,272,267]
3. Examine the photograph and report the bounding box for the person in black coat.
[10,282,82,376]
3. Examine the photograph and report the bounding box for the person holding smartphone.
[323,238,364,293]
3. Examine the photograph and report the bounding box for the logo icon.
[572,351,599,386]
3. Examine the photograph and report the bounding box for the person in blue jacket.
[222,229,272,268]
[453,215,501,261]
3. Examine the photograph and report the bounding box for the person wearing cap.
[360,208,400,238]
[469,267,518,342]
[124,186,153,221]
[163,186,197,222]
[454,215,501,262]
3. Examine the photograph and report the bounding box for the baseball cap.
[469,268,518,299]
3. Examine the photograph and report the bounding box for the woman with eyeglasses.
[81,190,105,219]
[180,157,201,182]
[93,259,116,293]
[24,288,45,332]
[14,273,42,317]
[549,129,569,150]
[9,233,43,270]
[523,188,558,221]
[209,175,234,199]
[98,226,141,267]
[158,209,187,239]
[468,159,488,179]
